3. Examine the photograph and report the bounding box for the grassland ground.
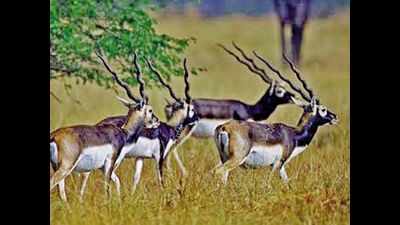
[50,10,349,225]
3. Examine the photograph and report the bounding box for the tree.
[50,0,201,99]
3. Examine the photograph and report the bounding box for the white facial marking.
[188,107,194,118]
[318,106,327,117]
[276,87,285,98]
[74,144,114,172]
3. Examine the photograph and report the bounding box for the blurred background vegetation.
[157,0,349,17]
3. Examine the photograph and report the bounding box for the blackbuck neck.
[122,113,145,143]
[294,116,321,147]
[248,90,280,121]
[174,113,198,141]
[167,114,183,127]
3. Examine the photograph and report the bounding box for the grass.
[50,10,349,225]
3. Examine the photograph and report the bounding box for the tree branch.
[50,91,62,103]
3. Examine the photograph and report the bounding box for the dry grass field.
[50,10,349,225]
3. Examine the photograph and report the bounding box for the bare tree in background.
[274,0,311,65]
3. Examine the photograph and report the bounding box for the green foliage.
[50,0,200,91]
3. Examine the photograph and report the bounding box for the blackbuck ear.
[139,100,145,108]
[269,80,276,96]
[311,96,318,106]
[311,96,318,115]
[116,96,132,108]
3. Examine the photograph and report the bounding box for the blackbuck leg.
[79,172,90,202]
[291,24,304,65]
[50,155,82,192]
[279,164,289,183]
[267,160,280,185]
[110,149,128,176]
[166,154,172,171]
[58,179,67,202]
[50,163,54,177]
[215,158,243,185]
[111,172,121,197]
[156,159,165,188]
[211,161,223,172]
[50,167,70,192]
[214,133,251,185]
[132,157,144,194]
[103,154,119,199]
[173,149,188,177]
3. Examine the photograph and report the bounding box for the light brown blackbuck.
[97,58,198,192]
[49,49,157,201]
[213,54,338,185]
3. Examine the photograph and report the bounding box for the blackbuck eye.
[276,89,285,97]
[319,107,327,117]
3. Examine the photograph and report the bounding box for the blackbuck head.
[294,96,338,128]
[95,48,158,131]
[218,42,297,106]
[271,53,338,127]
[267,79,296,105]
[146,58,198,126]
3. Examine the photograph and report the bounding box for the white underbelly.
[192,119,229,138]
[75,144,114,172]
[243,145,309,168]
[243,144,283,168]
[124,137,160,158]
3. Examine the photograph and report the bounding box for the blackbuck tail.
[214,125,230,163]
[50,131,59,171]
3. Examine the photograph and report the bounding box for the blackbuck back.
[97,58,198,192]
[49,48,156,202]
[213,54,338,185]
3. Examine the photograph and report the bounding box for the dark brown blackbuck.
[163,42,299,175]
[274,0,311,65]
[49,49,158,202]
[96,58,198,192]
[213,54,338,185]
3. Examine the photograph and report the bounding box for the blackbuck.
[163,42,298,175]
[274,0,311,65]
[213,54,338,185]
[97,58,198,192]
[50,49,157,202]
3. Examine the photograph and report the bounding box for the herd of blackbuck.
[50,43,338,202]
